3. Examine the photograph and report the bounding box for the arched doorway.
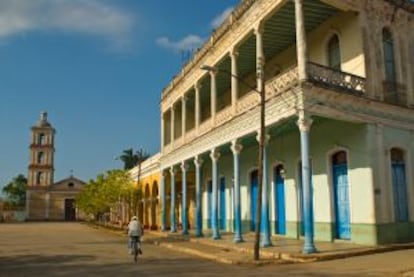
[332,151,350,240]
[151,182,158,229]
[207,180,212,228]
[391,148,409,222]
[250,170,258,231]
[219,177,226,230]
[274,164,286,235]
[144,184,150,228]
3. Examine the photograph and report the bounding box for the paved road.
[0,223,413,277]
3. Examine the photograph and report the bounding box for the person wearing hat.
[127,216,143,255]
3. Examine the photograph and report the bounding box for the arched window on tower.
[382,28,397,93]
[36,172,43,185]
[327,34,341,70]
[37,152,44,164]
[38,133,46,145]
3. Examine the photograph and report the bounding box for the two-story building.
[135,0,414,250]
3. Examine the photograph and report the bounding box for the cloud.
[156,6,234,54]
[0,0,134,49]
[211,7,234,29]
[156,35,204,53]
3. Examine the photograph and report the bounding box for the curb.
[85,223,414,265]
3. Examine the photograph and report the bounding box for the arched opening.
[382,28,397,93]
[207,180,212,228]
[274,164,286,235]
[151,182,159,230]
[37,133,46,145]
[144,184,150,228]
[390,148,408,222]
[327,34,341,70]
[36,172,43,185]
[37,152,44,164]
[219,177,226,230]
[250,170,258,231]
[332,151,351,240]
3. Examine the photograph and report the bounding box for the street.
[0,223,413,277]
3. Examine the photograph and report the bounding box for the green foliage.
[2,174,27,207]
[118,148,150,170]
[75,170,140,219]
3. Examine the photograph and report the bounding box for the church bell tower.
[28,111,55,187]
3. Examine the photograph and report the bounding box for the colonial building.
[133,0,414,250]
[130,153,162,230]
[26,112,85,221]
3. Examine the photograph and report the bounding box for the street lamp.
[201,63,266,261]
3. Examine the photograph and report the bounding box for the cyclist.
[127,216,143,255]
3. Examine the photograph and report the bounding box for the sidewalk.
[90,223,414,265]
[144,229,414,265]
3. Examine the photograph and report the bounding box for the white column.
[170,167,177,233]
[297,111,316,254]
[170,105,175,146]
[161,113,165,152]
[194,156,204,237]
[231,140,243,242]
[195,83,201,133]
[210,71,217,122]
[255,24,265,93]
[182,96,187,139]
[210,148,221,239]
[230,48,239,115]
[295,0,308,81]
[181,161,189,235]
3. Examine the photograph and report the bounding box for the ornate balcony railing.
[184,128,196,144]
[198,118,213,136]
[215,106,233,126]
[266,66,299,99]
[307,62,366,95]
[236,91,260,114]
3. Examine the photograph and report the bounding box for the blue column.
[260,135,272,247]
[170,167,177,233]
[181,162,189,235]
[231,141,243,243]
[194,156,204,237]
[210,149,221,240]
[298,114,317,254]
[160,171,166,231]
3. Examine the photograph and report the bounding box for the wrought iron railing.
[307,62,366,95]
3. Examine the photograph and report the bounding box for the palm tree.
[118,148,150,215]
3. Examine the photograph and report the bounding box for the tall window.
[327,34,341,70]
[390,148,408,222]
[382,28,396,86]
[36,172,43,185]
[37,133,46,145]
[37,152,44,164]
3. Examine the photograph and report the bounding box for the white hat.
[132,216,137,220]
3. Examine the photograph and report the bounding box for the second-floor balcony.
[163,62,374,154]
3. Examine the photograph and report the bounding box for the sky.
[0,0,239,191]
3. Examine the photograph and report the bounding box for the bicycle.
[130,236,142,263]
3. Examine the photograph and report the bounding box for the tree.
[118,148,150,170]
[2,174,27,207]
[75,170,136,221]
